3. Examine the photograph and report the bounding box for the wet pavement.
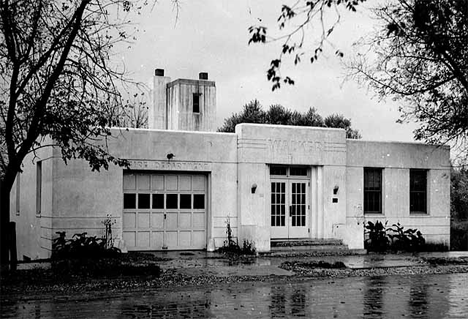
[2,273,468,318]
[3,251,468,318]
[149,250,468,276]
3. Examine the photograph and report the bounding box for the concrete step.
[269,238,360,255]
[271,238,344,248]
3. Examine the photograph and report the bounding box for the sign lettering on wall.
[128,160,211,171]
[267,138,345,153]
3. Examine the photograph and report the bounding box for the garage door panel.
[137,175,150,190]
[136,231,150,247]
[123,174,136,190]
[152,231,164,248]
[166,231,178,247]
[179,213,192,229]
[179,231,191,246]
[166,213,178,229]
[166,175,178,190]
[123,231,136,248]
[123,212,136,229]
[192,231,206,248]
[138,212,150,228]
[192,175,205,190]
[193,213,205,228]
[152,175,164,190]
[152,213,164,229]
[180,175,192,191]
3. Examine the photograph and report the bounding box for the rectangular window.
[364,168,382,214]
[410,169,427,214]
[36,161,42,215]
[193,93,200,113]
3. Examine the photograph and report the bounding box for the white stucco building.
[10,70,451,260]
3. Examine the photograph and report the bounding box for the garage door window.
[194,194,205,209]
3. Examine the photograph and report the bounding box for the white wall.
[346,140,451,245]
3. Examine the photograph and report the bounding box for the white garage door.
[123,172,207,250]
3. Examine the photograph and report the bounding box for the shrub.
[451,220,468,251]
[364,221,389,252]
[387,223,425,252]
[364,221,427,253]
[52,231,121,260]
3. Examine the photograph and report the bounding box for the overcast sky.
[114,0,418,142]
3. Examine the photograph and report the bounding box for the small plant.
[218,216,256,255]
[102,214,116,249]
[242,239,256,255]
[224,216,238,250]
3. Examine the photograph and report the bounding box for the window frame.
[409,169,428,214]
[363,167,383,215]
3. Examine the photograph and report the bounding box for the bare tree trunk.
[0,180,11,268]
[1,167,17,268]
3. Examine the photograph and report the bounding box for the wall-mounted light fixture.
[333,185,339,195]
[251,183,257,194]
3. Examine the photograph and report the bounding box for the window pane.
[180,194,192,209]
[290,167,308,176]
[138,194,150,209]
[270,166,287,175]
[124,193,136,209]
[167,194,178,209]
[193,94,200,113]
[152,194,164,209]
[194,194,205,209]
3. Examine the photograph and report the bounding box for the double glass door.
[271,180,309,239]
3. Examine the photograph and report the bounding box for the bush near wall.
[451,220,468,251]
[52,232,161,278]
[364,221,446,252]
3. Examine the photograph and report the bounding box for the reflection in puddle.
[2,274,467,318]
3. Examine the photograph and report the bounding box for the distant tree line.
[218,100,361,139]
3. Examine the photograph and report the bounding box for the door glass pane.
[271,182,286,227]
[291,182,306,227]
